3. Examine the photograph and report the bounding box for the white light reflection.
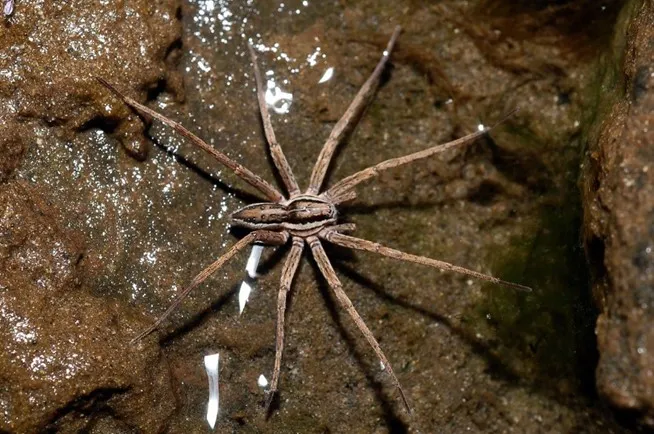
[318,67,334,84]
[477,123,486,132]
[265,79,293,114]
[238,281,251,315]
[3,0,14,16]
[238,245,264,314]
[258,374,269,387]
[306,47,322,66]
[246,245,264,278]
[197,58,211,73]
[204,353,220,429]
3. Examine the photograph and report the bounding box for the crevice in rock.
[43,387,130,432]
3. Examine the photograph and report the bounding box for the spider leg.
[265,237,304,414]
[131,230,289,343]
[323,109,518,204]
[308,236,411,412]
[320,229,531,292]
[96,78,284,203]
[307,26,401,195]
[247,44,301,197]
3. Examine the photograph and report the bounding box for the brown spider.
[97,25,530,413]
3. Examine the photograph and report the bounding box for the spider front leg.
[248,44,301,197]
[131,230,289,343]
[307,26,401,194]
[265,237,304,414]
[324,128,496,204]
[96,78,284,203]
[323,109,519,204]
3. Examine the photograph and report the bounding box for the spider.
[97,25,531,413]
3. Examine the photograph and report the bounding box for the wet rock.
[0,0,637,432]
[582,0,654,427]
[0,0,182,161]
[1,1,184,430]
[0,121,28,182]
[0,181,176,432]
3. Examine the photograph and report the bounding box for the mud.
[0,0,639,432]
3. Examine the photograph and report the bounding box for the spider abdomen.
[231,195,337,235]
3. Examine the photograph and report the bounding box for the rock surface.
[0,0,181,432]
[0,0,183,163]
[0,182,175,432]
[0,0,641,432]
[582,0,654,428]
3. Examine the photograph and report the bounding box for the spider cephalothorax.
[231,196,338,236]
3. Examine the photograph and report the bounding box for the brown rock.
[0,0,637,431]
[0,0,183,429]
[0,181,176,432]
[0,0,182,161]
[582,0,654,427]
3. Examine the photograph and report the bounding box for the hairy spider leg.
[307,26,402,195]
[265,237,304,414]
[308,236,411,412]
[130,230,288,343]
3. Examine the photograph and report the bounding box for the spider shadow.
[329,254,525,386]
[157,240,290,347]
[308,244,408,433]
[158,282,239,348]
[149,135,268,204]
[341,199,453,217]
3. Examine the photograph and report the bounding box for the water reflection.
[238,245,263,314]
[318,66,334,83]
[264,75,293,114]
[203,353,220,429]
[3,0,14,17]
